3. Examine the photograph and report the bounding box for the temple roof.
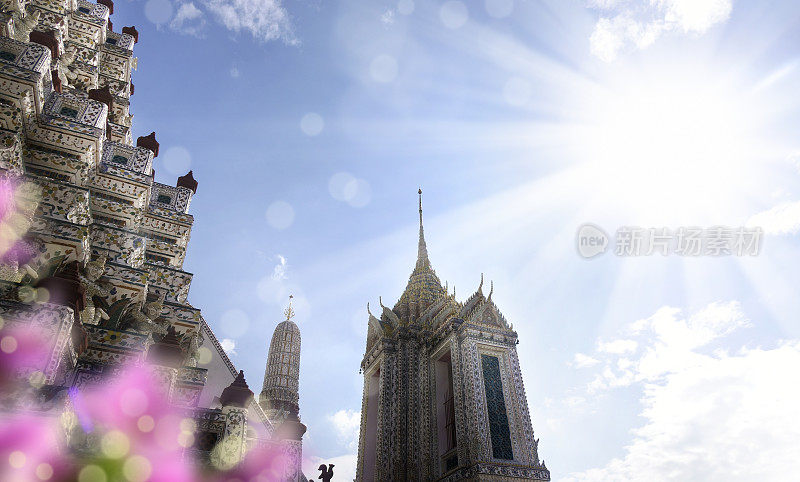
[392,190,447,323]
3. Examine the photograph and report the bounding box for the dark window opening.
[481,354,514,460]
[111,155,128,165]
[93,214,126,228]
[106,37,118,45]
[78,6,90,13]
[145,253,171,265]
[157,194,172,204]
[193,431,219,452]
[27,167,70,182]
[0,51,17,62]
[443,385,456,452]
[444,453,458,473]
[92,190,134,206]
[144,232,177,245]
[59,107,79,118]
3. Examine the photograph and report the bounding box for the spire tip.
[284,295,295,321]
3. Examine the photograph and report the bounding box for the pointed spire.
[416,188,430,270]
[146,325,185,368]
[177,170,198,193]
[284,294,295,321]
[220,370,254,408]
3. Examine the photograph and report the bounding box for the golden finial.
[284,294,295,321]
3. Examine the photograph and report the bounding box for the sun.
[569,58,774,225]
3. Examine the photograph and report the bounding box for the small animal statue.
[318,463,334,482]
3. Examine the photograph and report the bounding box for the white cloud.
[570,353,600,369]
[170,2,206,36]
[597,338,637,354]
[272,254,288,280]
[328,409,361,452]
[748,201,800,235]
[565,302,800,480]
[381,9,395,25]
[219,338,237,355]
[255,255,312,323]
[587,0,732,61]
[203,0,297,44]
[300,411,360,480]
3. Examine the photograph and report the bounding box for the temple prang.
[356,192,550,481]
[0,1,305,479]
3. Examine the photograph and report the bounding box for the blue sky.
[115,0,800,479]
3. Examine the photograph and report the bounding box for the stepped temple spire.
[394,189,446,322]
[417,188,429,270]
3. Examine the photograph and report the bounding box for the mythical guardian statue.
[96,291,168,335]
[12,10,40,43]
[79,252,110,325]
[56,45,78,90]
[180,328,203,367]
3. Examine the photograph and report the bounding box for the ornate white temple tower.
[258,296,306,450]
[260,299,305,436]
[356,191,550,481]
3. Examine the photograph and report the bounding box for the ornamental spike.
[416,188,430,270]
[284,294,295,321]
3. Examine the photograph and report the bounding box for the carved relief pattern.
[0,301,75,383]
[508,348,539,465]
[149,183,192,214]
[211,407,247,470]
[42,91,107,131]
[0,37,51,73]
[24,146,93,182]
[450,334,470,471]
[279,440,303,482]
[101,141,153,176]
[356,368,368,479]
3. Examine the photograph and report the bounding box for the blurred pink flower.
[0,415,74,481]
[208,443,293,482]
[0,323,51,394]
[73,364,196,482]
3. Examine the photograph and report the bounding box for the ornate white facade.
[356,191,550,481]
[0,0,305,479]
